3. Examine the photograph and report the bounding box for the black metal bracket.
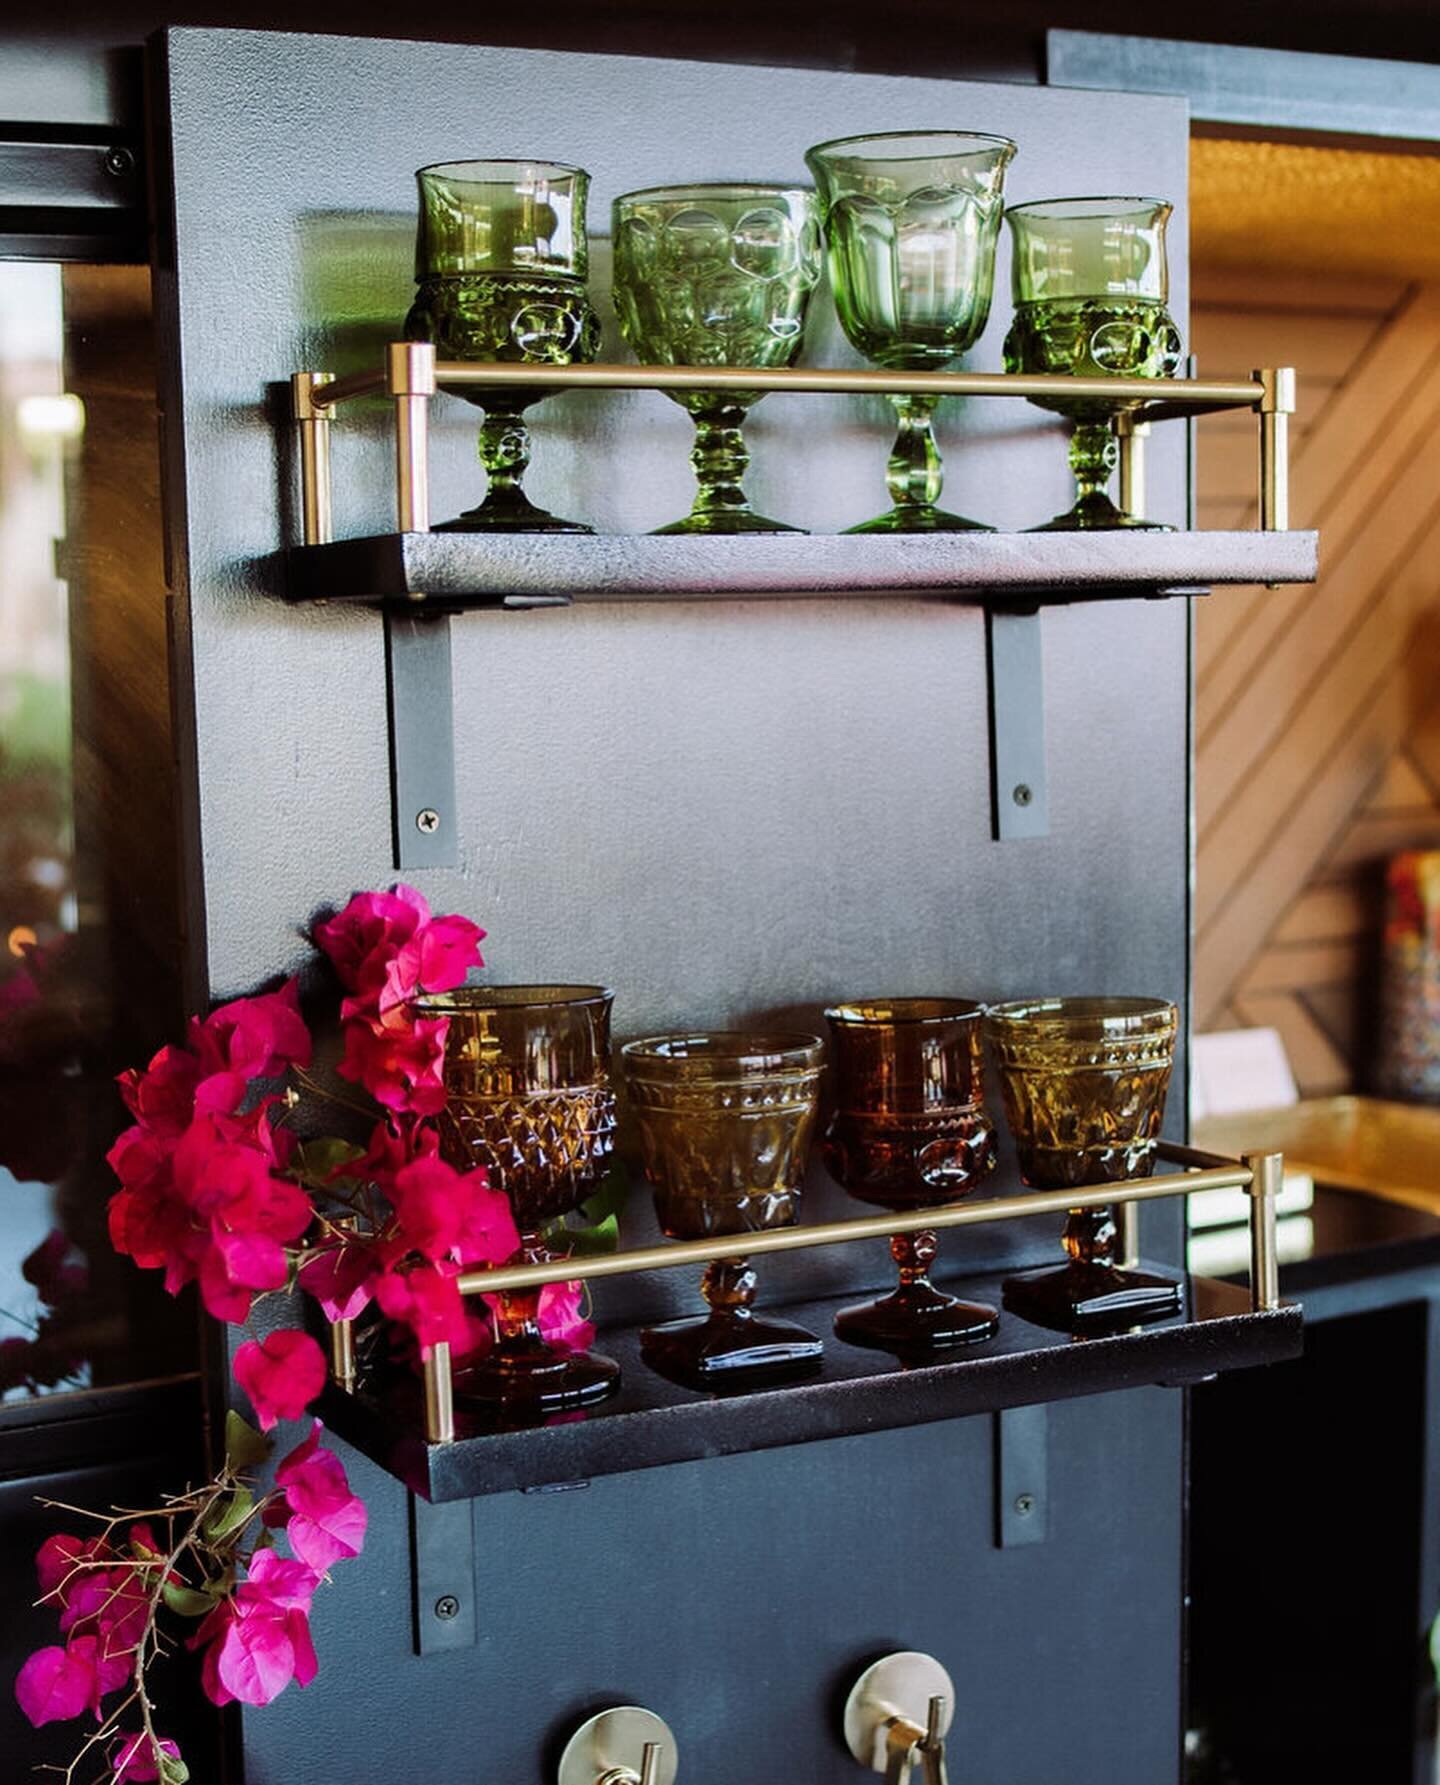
[994,1403,1049,1548]
[408,1493,476,1654]
[985,605,1049,841]
[384,609,458,871]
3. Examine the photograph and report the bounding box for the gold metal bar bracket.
[330,1316,356,1393]
[1116,414,1149,524]
[291,370,334,546]
[387,341,436,535]
[1257,366,1296,535]
[423,1339,454,1444]
[1241,1150,1284,1312]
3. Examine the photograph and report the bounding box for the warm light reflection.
[15,393,85,440]
[7,925,36,957]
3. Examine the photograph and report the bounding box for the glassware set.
[404,149,1184,537]
[419,985,1182,1414]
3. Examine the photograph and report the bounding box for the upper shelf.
[284,526,1320,609]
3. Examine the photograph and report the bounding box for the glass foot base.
[1029,492,1171,533]
[641,1309,823,1384]
[846,506,993,534]
[435,500,593,535]
[453,1340,621,1414]
[1002,1260,1184,1332]
[835,1283,999,1354]
[652,511,806,535]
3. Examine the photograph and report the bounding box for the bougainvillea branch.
[15,885,580,1784]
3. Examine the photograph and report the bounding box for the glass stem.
[892,1228,940,1294]
[1068,420,1119,510]
[477,403,534,515]
[689,402,754,521]
[700,1256,758,1324]
[885,393,945,513]
[492,1233,550,1353]
[1062,1205,1119,1272]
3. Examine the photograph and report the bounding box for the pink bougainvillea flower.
[233,1330,327,1432]
[15,1644,96,1727]
[109,1733,183,1782]
[387,1157,517,1268]
[374,913,486,1024]
[272,1423,368,1572]
[538,1281,595,1354]
[336,1013,448,1115]
[298,1242,374,1323]
[313,886,429,998]
[117,1045,202,1137]
[199,1228,290,1324]
[36,1531,110,1601]
[189,980,312,1084]
[192,1551,320,1708]
[373,1261,471,1358]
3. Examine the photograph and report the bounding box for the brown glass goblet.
[416,985,621,1412]
[823,999,998,1354]
[987,996,1182,1331]
[622,1032,824,1385]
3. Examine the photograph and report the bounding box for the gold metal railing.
[323,1139,1286,1445]
[289,343,1296,551]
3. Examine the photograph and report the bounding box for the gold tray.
[1196,1095,1440,1217]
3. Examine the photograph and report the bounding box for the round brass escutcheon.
[558,1706,678,1785]
[843,1651,954,1774]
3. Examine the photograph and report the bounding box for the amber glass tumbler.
[823,999,998,1353]
[622,1032,824,1384]
[987,996,1181,1331]
[416,985,621,1411]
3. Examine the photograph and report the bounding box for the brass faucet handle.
[558,1708,678,1785]
[845,1653,955,1781]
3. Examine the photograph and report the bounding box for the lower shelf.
[319,1264,1301,1502]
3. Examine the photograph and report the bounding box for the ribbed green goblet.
[612,184,822,534]
[804,131,1015,533]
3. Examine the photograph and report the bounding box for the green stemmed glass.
[612,184,823,534]
[1003,197,1183,530]
[804,131,1016,533]
[405,160,600,533]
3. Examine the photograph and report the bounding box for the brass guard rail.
[290,345,1296,549]
[324,1140,1286,1444]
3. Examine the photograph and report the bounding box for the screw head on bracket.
[103,146,136,178]
[415,808,441,835]
[433,1595,460,1621]
[1014,1493,1036,1517]
[1012,784,1033,808]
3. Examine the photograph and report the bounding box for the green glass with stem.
[804,131,1016,533]
[405,159,601,533]
[1002,197,1183,530]
[612,184,823,534]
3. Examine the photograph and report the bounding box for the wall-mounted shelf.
[318,1143,1300,1501]
[281,346,1315,865]
[321,1265,1299,1504]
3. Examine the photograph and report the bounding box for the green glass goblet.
[612,184,822,534]
[405,159,601,533]
[1002,197,1183,531]
[804,131,1016,533]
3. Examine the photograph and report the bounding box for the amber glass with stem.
[804,131,1015,532]
[414,985,621,1412]
[1002,197,1182,530]
[622,1032,824,1384]
[405,160,600,533]
[612,184,823,533]
[823,999,998,1354]
[987,996,1182,1331]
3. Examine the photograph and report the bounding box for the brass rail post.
[1258,366,1295,534]
[330,1317,356,1393]
[1116,414,1149,523]
[387,341,436,534]
[291,371,334,545]
[1242,1150,1284,1311]
[423,1339,455,1444]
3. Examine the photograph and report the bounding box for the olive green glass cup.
[622,1032,825,1385]
[987,996,1183,1331]
[804,130,1016,533]
[612,184,823,534]
[405,159,601,533]
[416,985,621,1413]
[1002,197,1183,530]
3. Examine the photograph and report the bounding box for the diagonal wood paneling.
[1194,266,1440,1083]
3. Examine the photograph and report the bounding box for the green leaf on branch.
[295,1136,367,1187]
[563,1212,619,1257]
[224,1410,271,1474]
[577,1158,630,1231]
[159,1753,191,1785]
[162,1580,219,1619]
[202,1488,256,1545]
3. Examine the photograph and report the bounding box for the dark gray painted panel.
[153,31,1193,1782]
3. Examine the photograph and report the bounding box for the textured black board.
[280,528,1317,608]
[318,1269,1300,1503]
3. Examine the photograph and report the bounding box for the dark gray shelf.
[284,528,1320,609]
[319,1266,1302,1503]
